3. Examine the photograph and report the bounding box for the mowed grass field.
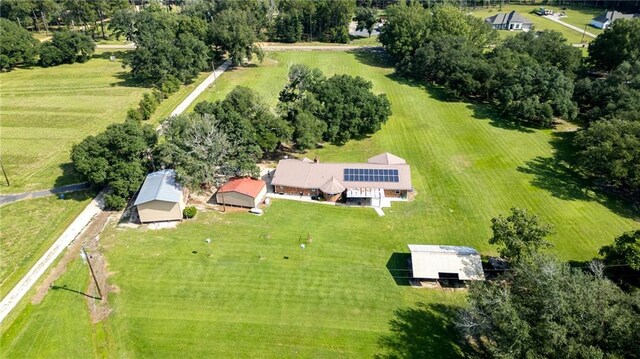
[2,51,638,357]
[469,4,597,43]
[0,50,148,194]
[0,191,94,299]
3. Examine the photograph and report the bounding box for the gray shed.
[134,169,185,223]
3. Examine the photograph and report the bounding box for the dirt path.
[0,182,89,206]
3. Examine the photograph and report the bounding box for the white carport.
[408,245,484,281]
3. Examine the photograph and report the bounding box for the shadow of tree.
[348,48,394,69]
[517,131,638,220]
[467,103,535,134]
[54,162,85,188]
[386,253,411,286]
[376,302,465,359]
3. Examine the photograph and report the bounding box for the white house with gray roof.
[590,10,640,29]
[485,11,533,31]
[270,152,412,206]
[134,169,185,223]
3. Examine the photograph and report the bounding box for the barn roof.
[218,177,266,198]
[134,169,182,206]
[408,245,484,281]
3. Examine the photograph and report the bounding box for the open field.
[0,191,94,299]
[0,49,208,194]
[469,4,597,43]
[2,50,638,356]
[0,50,147,194]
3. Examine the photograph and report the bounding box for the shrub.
[183,206,197,219]
[105,194,128,210]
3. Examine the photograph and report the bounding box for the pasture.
[0,50,147,193]
[0,191,94,299]
[1,50,638,357]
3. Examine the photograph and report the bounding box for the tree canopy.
[0,18,39,71]
[278,64,391,148]
[71,119,157,209]
[588,19,640,72]
[460,254,640,358]
[574,118,640,201]
[120,10,208,85]
[38,29,95,67]
[489,207,553,264]
[354,6,378,37]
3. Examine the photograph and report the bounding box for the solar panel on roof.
[343,168,400,182]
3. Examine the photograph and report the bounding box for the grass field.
[0,50,148,194]
[0,191,94,299]
[469,4,597,43]
[2,50,638,357]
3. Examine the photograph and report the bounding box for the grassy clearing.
[0,259,97,358]
[3,50,637,357]
[0,191,94,299]
[193,51,639,260]
[469,4,596,43]
[0,50,209,194]
[0,50,147,194]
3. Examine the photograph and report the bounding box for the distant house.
[590,10,640,29]
[270,152,412,207]
[485,11,533,31]
[134,169,185,223]
[408,245,485,283]
[215,177,267,208]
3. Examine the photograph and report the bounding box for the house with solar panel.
[270,152,412,207]
[134,169,185,223]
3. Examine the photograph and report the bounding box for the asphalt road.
[0,183,90,206]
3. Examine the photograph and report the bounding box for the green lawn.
[469,4,596,43]
[0,191,94,299]
[0,50,207,194]
[2,50,638,357]
[0,50,147,194]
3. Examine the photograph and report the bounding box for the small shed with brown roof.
[215,177,267,208]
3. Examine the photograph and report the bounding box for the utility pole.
[82,246,102,300]
[221,191,226,212]
[581,24,587,43]
[0,160,10,187]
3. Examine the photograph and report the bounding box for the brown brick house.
[270,152,412,206]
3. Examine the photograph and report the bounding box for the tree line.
[379,2,640,204]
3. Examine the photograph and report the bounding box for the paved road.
[170,60,231,117]
[96,43,136,50]
[543,15,597,39]
[0,183,90,206]
[0,193,105,323]
[97,43,382,51]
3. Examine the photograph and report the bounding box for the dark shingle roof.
[592,10,640,23]
[485,11,533,26]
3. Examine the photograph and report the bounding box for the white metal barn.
[408,245,485,282]
[134,169,185,223]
